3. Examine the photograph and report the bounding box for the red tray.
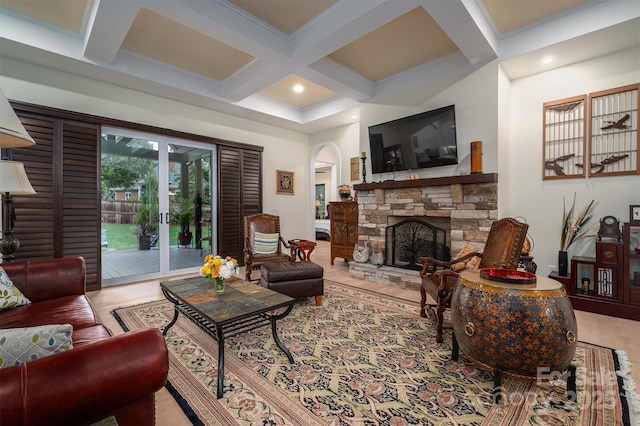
[479,268,537,284]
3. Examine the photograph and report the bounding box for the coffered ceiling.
[0,0,638,133]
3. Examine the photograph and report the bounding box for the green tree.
[101,135,156,198]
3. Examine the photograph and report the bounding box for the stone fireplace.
[350,174,498,290]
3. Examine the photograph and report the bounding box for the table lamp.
[0,87,36,262]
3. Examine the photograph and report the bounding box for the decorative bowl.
[479,268,537,284]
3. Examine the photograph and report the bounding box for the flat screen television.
[368,105,458,174]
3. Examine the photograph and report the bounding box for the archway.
[307,142,342,239]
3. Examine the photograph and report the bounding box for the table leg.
[161,289,180,336]
[216,324,225,399]
[451,332,459,361]
[269,304,295,363]
[566,364,577,401]
[493,368,503,404]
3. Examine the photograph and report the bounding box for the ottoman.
[260,261,324,306]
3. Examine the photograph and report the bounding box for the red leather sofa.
[0,257,169,426]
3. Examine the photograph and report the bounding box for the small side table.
[289,239,317,261]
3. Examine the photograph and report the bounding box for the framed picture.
[276,170,294,195]
[350,157,359,181]
[589,83,639,177]
[542,95,587,180]
[630,205,640,224]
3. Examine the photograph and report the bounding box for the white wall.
[358,63,501,183]
[508,47,640,274]
[0,57,313,240]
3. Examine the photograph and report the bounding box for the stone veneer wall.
[349,174,499,290]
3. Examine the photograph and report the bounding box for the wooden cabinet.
[329,201,358,265]
[557,232,640,320]
[623,222,640,306]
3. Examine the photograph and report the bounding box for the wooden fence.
[101,200,211,225]
[101,200,139,225]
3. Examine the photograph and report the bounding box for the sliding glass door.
[167,143,213,272]
[101,127,215,285]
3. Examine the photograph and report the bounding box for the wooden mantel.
[353,173,498,191]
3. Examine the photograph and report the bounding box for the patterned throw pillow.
[253,232,279,254]
[451,242,481,272]
[0,324,73,368]
[0,266,31,311]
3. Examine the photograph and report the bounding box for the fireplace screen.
[385,219,449,270]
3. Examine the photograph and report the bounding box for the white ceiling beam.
[150,0,291,61]
[420,0,498,65]
[305,59,374,101]
[498,0,640,60]
[372,51,486,101]
[83,0,141,63]
[290,0,418,63]
[221,61,290,102]
[0,12,84,59]
[301,97,360,124]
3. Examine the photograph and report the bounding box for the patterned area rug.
[113,280,639,425]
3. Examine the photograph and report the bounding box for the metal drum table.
[451,269,578,402]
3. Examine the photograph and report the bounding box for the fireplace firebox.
[385,219,449,271]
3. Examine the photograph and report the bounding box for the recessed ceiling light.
[293,84,304,93]
[351,115,358,120]
[541,56,553,65]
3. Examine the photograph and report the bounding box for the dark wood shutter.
[10,117,56,258]
[8,114,101,291]
[218,147,262,263]
[60,123,100,290]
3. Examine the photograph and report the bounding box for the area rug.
[113,280,640,425]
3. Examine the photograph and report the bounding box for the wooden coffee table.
[160,276,297,398]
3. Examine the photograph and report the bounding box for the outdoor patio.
[101,245,209,281]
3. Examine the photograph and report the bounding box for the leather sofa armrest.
[0,328,169,426]
[1,257,87,302]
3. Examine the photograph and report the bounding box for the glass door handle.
[159,212,170,224]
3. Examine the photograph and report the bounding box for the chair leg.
[419,287,428,318]
[435,300,445,343]
[315,295,322,306]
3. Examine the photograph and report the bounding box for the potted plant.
[171,197,195,247]
[133,171,159,250]
[133,192,158,250]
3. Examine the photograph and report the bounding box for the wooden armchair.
[418,217,529,342]
[244,213,295,281]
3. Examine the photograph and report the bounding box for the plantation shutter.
[8,112,101,291]
[218,146,262,264]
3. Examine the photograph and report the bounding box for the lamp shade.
[0,88,35,148]
[0,160,36,194]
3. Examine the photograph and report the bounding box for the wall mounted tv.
[368,105,458,174]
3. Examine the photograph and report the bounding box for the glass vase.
[215,277,225,293]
